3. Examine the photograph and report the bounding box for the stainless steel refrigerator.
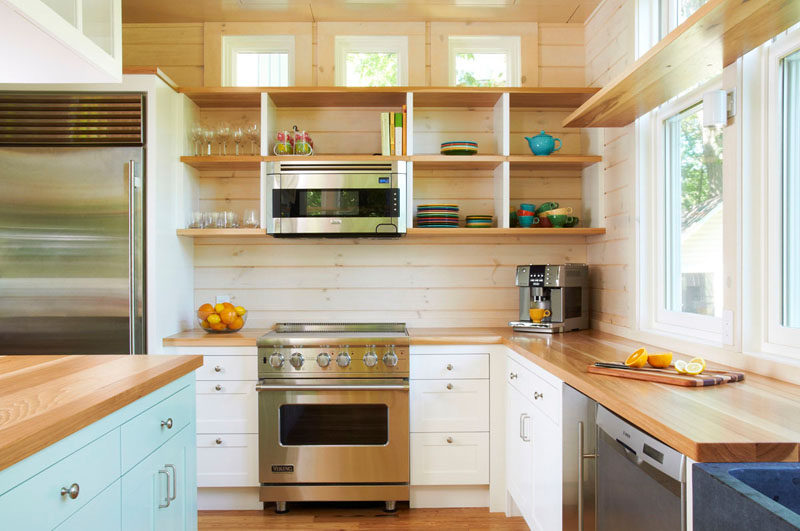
[0,92,145,354]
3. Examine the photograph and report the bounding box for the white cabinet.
[0,0,121,83]
[506,384,533,519]
[196,381,258,434]
[530,407,561,531]
[197,434,259,487]
[410,379,489,432]
[410,432,489,485]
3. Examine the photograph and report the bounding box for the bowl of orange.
[197,302,247,333]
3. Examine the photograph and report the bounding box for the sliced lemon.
[648,352,673,368]
[689,357,707,371]
[685,362,704,375]
[675,360,688,374]
[625,348,648,368]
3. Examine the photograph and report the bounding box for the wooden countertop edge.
[0,355,203,472]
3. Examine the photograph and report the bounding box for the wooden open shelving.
[177,228,266,237]
[176,227,606,238]
[411,155,505,170]
[563,0,800,128]
[180,155,261,171]
[262,154,405,163]
[179,86,600,109]
[508,155,603,170]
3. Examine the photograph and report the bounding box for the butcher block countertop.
[162,327,800,463]
[0,354,203,472]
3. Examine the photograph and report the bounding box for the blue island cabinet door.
[54,480,122,531]
[121,426,196,530]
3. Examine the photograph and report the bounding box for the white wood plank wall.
[583,0,636,331]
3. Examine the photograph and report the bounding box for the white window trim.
[448,35,521,88]
[333,35,408,87]
[642,76,726,342]
[765,29,800,352]
[221,35,295,87]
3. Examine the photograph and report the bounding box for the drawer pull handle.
[446,436,453,444]
[158,468,170,508]
[165,464,177,502]
[446,364,453,371]
[214,365,223,372]
[216,438,223,445]
[446,383,453,390]
[534,391,544,400]
[60,483,79,499]
[215,384,223,391]
[510,372,518,379]
[161,417,174,429]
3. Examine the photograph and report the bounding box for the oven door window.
[274,189,399,218]
[279,404,389,446]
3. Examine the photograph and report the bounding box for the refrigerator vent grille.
[0,92,144,146]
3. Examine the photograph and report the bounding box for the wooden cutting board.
[587,363,745,387]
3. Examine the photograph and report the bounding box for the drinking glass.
[189,211,205,229]
[216,122,232,156]
[189,123,203,156]
[214,211,226,229]
[242,209,258,228]
[204,211,219,228]
[201,126,215,156]
[233,125,244,156]
[245,122,260,155]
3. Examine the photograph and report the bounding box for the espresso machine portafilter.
[509,264,590,333]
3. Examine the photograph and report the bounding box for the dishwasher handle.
[577,421,597,531]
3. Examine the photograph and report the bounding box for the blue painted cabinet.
[0,373,197,531]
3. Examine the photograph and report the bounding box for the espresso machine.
[509,264,589,333]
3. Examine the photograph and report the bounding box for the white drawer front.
[507,356,560,425]
[410,432,489,485]
[196,381,258,434]
[197,434,258,487]
[410,379,489,432]
[410,354,489,380]
[196,355,257,381]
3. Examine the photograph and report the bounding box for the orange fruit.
[200,320,211,329]
[647,352,673,368]
[197,303,214,321]
[625,348,648,368]
[219,308,237,325]
[213,303,225,313]
[234,306,247,316]
[229,316,244,330]
[207,313,222,325]
[222,302,235,311]
[210,321,227,331]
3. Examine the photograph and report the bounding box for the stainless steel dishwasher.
[596,405,687,531]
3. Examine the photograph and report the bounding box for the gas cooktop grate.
[274,322,407,334]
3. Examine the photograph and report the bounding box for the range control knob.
[382,349,398,367]
[363,351,378,368]
[336,352,351,368]
[268,353,285,369]
[317,352,331,368]
[289,352,304,369]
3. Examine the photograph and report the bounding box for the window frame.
[448,35,521,88]
[333,35,409,87]
[765,29,800,352]
[221,35,295,87]
[646,77,726,341]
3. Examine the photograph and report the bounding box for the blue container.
[525,130,562,156]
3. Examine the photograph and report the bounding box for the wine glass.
[216,122,232,156]
[232,124,244,156]
[201,125,215,156]
[189,123,203,156]
[245,122,260,155]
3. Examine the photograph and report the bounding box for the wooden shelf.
[262,154,406,162]
[177,86,601,109]
[407,227,606,236]
[181,156,261,171]
[411,155,505,170]
[563,0,800,127]
[508,155,602,170]
[177,228,266,237]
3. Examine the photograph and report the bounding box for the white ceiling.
[122,0,602,24]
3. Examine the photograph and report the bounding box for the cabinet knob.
[215,384,223,391]
[161,417,173,429]
[534,391,543,400]
[446,383,453,390]
[214,365,222,372]
[216,438,223,445]
[446,364,453,371]
[510,372,518,379]
[446,436,453,444]
[60,483,79,499]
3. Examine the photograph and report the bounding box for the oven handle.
[256,384,409,391]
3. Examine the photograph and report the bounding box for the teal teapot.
[525,130,562,156]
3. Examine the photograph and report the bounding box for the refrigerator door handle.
[577,420,597,531]
[128,159,136,355]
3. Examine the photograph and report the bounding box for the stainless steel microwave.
[266,160,407,237]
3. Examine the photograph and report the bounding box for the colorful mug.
[536,202,559,214]
[529,308,551,322]
[548,214,575,228]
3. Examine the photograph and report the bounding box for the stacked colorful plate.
[465,215,493,228]
[441,141,478,156]
[417,203,460,228]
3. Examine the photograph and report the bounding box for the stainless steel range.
[256,323,410,513]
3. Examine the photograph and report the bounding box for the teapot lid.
[535,130,551,137]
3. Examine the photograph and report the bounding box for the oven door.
[256,378,409,484]
[268,173,404,234]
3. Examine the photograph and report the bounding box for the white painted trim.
[198,487,262,510]
[221,35,295,87]
[333,35,408,86]
[448,35,521,87]
[410,485,489,508]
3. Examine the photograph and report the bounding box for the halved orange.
[625,348,648,368]
[648,352,673,368]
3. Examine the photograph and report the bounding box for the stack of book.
[381,106,407,156]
